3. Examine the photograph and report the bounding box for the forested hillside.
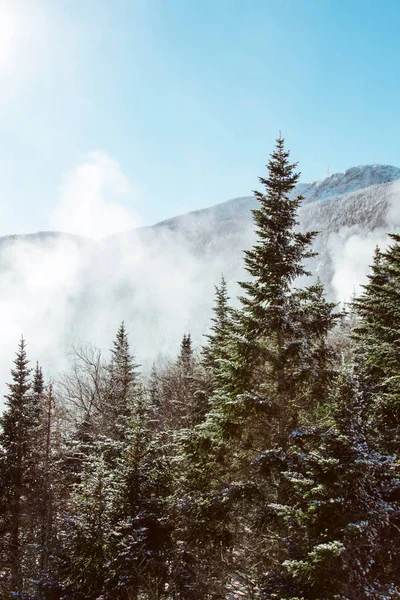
[0,138,399,599]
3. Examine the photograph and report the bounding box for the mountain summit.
[297,164,400,203]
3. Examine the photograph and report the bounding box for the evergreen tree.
[0,337,34,596]
[0,355,61,599]
[202,275,233,388]
[27,363,50,599]
[159,334,209,430]
[33,361,45,396]
[105,388,170,599]
[353,237,400,453]
[232,135,336,444]
[57,448,116,600]
[105,322,140,441]
[147,362,163,432]
[148,362,160,408]
[259,373,400,599]
[179,333,194,370]
[36,383,61,599]
[166,429,233,600]
[196,137,338,595]
[201,138,337,476]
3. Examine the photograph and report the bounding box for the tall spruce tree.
[179,333,194,370]
[353,237,400,453]
[105,322,140,441]
[147,362,163,431]
[0,337,35,597]
[202,275,233,388]
[201,138,337,464]
[36,382,62,600]
[196,137,338,595]
[57,448,116,600]
[28,362,50,598]
[232,135,336,445]
[33,361,45,396]
[104,388,170,599]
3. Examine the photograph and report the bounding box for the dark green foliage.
[353,238,400,453]
[60,452,113,599]
[202,276,235,394]
[0,338,31,595]
[242,136,316,300]
[149,362,161,409]
[258,373,400,599]
[215,137,337,448]
[33,361,45,396]
[36,384,60,600]
[104,435,171,600]
[180,333,194,368]
[165,418,234,599]
[102,322,140,442]
[169,138,340,598]
[239,136,316,355]
[0,338,37,597]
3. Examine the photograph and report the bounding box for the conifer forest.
[1,138,399,599]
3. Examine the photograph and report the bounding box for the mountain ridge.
[144,163,400,234]
[2,163,399,244]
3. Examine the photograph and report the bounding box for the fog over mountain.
[1,163,400,399]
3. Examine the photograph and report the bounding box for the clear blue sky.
[1,0,400,236]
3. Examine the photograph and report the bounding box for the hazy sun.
[0,4,20,72]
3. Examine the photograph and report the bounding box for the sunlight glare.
[0,4,19,72]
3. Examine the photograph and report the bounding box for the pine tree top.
[110,321,139,375]
[5,336,31,402]
[179,333,193,365]
[111,321,129,358]
[242,136,317,301]
[33,361,45,396]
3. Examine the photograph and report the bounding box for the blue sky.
[1,0,400,237]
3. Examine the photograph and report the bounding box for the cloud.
[50,152,142,239]
[327,225,388,303]
[327,180,400,304]
[387,179,400,227]
[0,234,88,400]
[0,213,226,408]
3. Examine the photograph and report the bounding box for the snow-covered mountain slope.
[0,164,400,388]
[111,164,400,299]
[297,164,400,203]
[135,164,400,243]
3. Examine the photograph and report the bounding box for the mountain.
[0,164,400,389]
[105,163,400,299]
